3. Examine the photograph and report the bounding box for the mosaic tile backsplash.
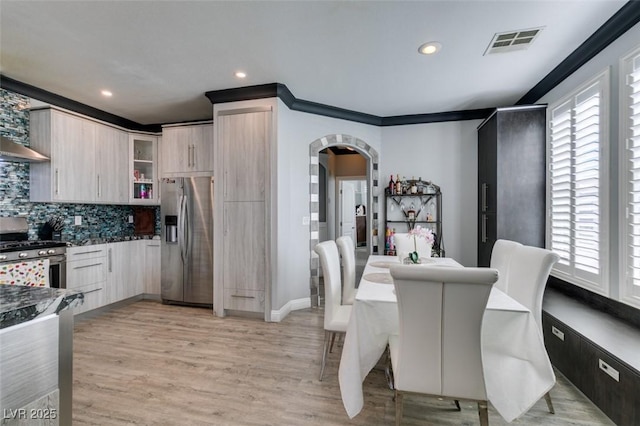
[0,89,160,242]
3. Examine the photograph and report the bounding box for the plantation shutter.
[624,51,640,298]
[548,77,605,288]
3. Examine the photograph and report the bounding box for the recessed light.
[101,90,113,97]
[418,41,442,55]
[235,71,247,79]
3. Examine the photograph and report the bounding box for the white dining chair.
[490,239,522,293]
[314,240,353,381]
[504,244,560,414]
[388,265,499,426]
[394,232,431,260]
[336,236,356,305]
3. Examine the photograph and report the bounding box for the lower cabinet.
[66,245,107,315]
[543,312,640,425]
[222,201,266,313]
[67,240,158,314]
[144,241,161,295]
[105,241,143,304]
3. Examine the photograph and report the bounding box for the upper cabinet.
[96,124,129,203]
[160,122,213,176]
[130,134,159,205]
[31,108,110,203]
[30,107,160,205]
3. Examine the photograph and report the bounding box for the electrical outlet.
[128,215,134,224]
[302,216,310,226]
[74,216,82,226]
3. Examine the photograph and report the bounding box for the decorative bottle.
[388,175,395,194]
[395,174,402,195]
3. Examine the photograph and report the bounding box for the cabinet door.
[95,125,129,203]
[106,241,143,303]
[52,111,96,202]
[160,127,189,175]
[144,241,161,295]
[220,111,269,201]
[191,124,214,173]
[131,135,159,204]
[223,201,266,297]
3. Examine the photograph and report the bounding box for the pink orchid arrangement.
[407,225,435,263]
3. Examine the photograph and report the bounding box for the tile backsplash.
[0,89,160,241]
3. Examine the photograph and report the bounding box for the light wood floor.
[73,300,614,425]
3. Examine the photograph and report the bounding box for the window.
[620,47,640,308]
[548,70,609,294]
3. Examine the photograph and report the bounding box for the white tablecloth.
[338,255,556,422]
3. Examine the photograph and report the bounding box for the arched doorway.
[308,134,380,307]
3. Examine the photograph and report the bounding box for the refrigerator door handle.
[178,194,186,264]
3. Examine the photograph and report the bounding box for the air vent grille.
[484,27,544,55]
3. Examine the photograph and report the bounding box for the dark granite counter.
[0,285,84,329]
[67,234,160,246]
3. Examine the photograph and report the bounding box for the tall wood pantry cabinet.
[214,106,272,318]
[477,105,547,266]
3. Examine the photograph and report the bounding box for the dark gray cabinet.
[477,105,547,266]
[543,290,640,426]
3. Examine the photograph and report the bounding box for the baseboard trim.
[270,297,311,322]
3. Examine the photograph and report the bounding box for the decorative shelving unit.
[384,179,444,257]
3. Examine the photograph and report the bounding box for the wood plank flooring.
[72,301,614,425]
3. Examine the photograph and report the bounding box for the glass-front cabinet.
[129,134,159,204]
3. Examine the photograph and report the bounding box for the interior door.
[340,180,356,245]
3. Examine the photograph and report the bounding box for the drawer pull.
[598,359,620,382]
[231,295,255,299]
[551,326,565,341]
[73,262,103,270]
[72,250,103,256]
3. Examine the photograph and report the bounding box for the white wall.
[380,120,481,266]
[537,21,640,300]
[275,99,381,310]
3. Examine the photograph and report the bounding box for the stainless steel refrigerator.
[161,176,214,306]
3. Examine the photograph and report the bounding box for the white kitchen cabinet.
[106,241,144,304]
[96,124,129,203]
[130,134,159,205]
[144,240,161,295]
[219,112,267,201]
[222,201,266,313]
[30,108,97,202]
[214,106,272,317]
[30,107,133,204]
[66,245,107,315]
[161,122,213,176]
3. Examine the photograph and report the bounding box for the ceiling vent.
[484,27,544,55]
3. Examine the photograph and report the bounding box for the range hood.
[0,136,49,162]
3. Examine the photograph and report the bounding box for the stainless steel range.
[0,217,67,288]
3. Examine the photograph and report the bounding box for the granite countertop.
[0,285,84,329]
[68,234,160,246]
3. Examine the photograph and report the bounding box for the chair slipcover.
[389,265,498,425]
[336,236,357,305]
[504,245,560,334]
[490,239,523,293]
[314,240,353,380]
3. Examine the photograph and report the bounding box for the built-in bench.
[542,284,640,426]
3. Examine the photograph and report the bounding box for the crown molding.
[0,75,161,133]
[518,0,640,105]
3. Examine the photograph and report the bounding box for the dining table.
[338,255,556,422]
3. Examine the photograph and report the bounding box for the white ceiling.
[0,0,627,125]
